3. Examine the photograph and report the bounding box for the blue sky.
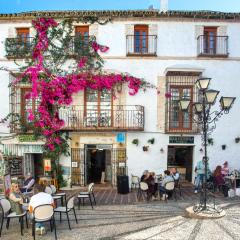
[0,0,239,13]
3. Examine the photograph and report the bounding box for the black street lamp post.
[179,77,235,212]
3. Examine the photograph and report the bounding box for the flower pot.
[222,145,226,150]
[143,146,149,152]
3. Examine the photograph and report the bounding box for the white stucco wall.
[0,16,240,183]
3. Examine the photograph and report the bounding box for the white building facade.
[0,10,240,186]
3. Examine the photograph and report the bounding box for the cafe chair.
[131,175,140,191]
[77,183,96,210]
[163,181,175,202]
[32,204,57,240]
[174,179,182,197]
[54,196,78,230]
[45,186,62,205]
[137,182,150,201]
[0,198,28,237]
[50,185,66,205]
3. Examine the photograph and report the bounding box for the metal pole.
[202,89,208,210]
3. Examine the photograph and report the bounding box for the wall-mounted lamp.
[75,142,79,147]
[160,148,164,153]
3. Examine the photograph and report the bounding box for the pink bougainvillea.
[14,18,154,151]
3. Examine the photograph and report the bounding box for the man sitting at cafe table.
[159,170,174,200]
[20,173,35,193]
[29,184,54,235]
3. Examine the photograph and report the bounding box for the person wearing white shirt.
[28,184,54,235]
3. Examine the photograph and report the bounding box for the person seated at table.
[171,168,180,181]
[140,170,149,182]
[29,184,54,235]
[20,173,35,193]
[213,165,225,191]
[142,172,156,199]
[159,170,174,200]
[221,161,229,177]
[9,183,26,215]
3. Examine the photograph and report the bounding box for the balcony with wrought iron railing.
[5,37,34,58]
[59,105,144,131]
[126,35,157,56]
[197,35,229,57]
[65,35,96,56]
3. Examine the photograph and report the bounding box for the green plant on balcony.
[5,38,33,58]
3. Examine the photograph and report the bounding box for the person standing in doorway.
[194,158,209,193]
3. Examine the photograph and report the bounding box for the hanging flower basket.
[132,139,139,146]
[235,137,240,143]
[147,138,155,145]
[207,138,214,145]
[221,145,226,150]
[143,146,149,152]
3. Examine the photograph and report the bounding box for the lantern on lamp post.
[179,77,235,213]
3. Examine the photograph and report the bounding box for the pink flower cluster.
[17,18,146,151]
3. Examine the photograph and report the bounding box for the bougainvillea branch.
[8,17,156,153]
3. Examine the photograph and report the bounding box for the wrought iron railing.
[5,37,34,58]
[126,35,157,56]
[65,35,96,56]
[197,35,229,57]
[59,105,144,131]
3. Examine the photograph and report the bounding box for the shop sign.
[44,159,51,172]
[169,136,194,144]
[18,134,37,142]
[116,133,125,143]
[72,162,78,168]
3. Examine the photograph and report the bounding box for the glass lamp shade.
[220,97,236,110]
[205,89,219,104]
[179,99,190,111]
[193,102,203,114]
[196,78,211,90]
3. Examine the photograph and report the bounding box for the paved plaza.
[1,190,240,240]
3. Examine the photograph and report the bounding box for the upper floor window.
[169,86,192,130]
[197,26,228,57]
[166,73,199,133]
[84,89,112,127]
[134,25,148,54]
[126,25,157,56]
[203,27,217,55]
[16,28,30,46]
[20,87,39,126]
[74,26,90,55]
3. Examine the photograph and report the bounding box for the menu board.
[8,158,23,176]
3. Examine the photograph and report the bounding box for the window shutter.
[195,25,203,39]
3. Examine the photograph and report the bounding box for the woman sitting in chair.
[9,183,26,215]
[213,165,225,191]
[142,172,156,199]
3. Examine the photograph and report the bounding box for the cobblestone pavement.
[1,197,240,240]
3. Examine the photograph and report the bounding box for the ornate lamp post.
[179,77,235,212]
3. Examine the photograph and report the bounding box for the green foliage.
[132,139,139,146]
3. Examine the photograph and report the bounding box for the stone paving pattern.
[1,187,240,240]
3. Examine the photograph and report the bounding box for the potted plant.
[143,146,149,152]
[221,144,226,150]
[235,137,240,143]
[207,138,214,145]
[147,138,155,145]
[132,139,139,146]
